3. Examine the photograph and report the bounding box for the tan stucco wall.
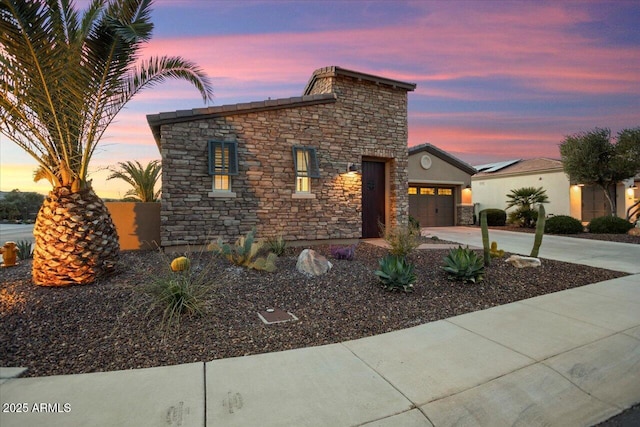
[105,202,160,250]
[408,151,472,205]
[472,170,571,217]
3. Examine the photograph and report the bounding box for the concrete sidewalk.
[1,231,639,426]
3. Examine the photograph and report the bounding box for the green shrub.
[408,215,420,230]
[146,271,205,330]
[545,215,583,234]
[374,255,416,293]
[142,249,217,332]
[507,207,538,228]
[588,216,634,234]
[442,246,485,283]
[15,240,33,259]
[480,209,506,226]
[382,223,420,258]
[266,234,287,256]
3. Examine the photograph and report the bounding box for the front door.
[582,184,611,221]
[362,161,385,238]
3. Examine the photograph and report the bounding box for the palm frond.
[1,0,212,191]
[107,159,161,202]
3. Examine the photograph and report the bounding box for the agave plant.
[374,255,416,292]
[442,246,485,284]
[0,0,213,285]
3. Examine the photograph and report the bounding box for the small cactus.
[209,228,277,272]
[480,211,491,266]
[250,252,277,272]
[490,241,505,258]
[170,256,191,272]
[530,204,546,257]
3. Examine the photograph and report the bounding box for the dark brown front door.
[362,161,385,238]
[582,184,613,221]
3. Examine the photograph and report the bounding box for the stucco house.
[471,158,639,222]
[146,66,416,248]
[407,143,476,226]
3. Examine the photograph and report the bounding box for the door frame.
[361,158,389,237]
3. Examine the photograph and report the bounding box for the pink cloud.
[133,2,638,101]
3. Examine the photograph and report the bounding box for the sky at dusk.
[1,0,639,199]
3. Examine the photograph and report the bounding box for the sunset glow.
[1,0,638,198]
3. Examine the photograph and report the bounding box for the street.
[0,223,34,243]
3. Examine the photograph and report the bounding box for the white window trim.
[292,146,320,196]
[208,190,237,198]
[291,192,316,199]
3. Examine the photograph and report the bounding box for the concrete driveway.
[424,226,640,274]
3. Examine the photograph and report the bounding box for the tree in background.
[0,189,44,221]
[107,160,161,202]
[560,128,640,216]
[0,0,213,285]
[505,186,549,228]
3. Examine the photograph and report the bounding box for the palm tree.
[505,186,549,228]
[0,0,213,286]
[107,160,161,202]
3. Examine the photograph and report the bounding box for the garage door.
[408,186,455,227]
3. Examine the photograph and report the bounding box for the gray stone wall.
[457,205,475,225]
[161,74,410,247]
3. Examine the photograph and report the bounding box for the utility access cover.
[257,308,298,325]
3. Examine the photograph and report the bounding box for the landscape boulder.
[628,227,640,237]
[505,254,542,268]
[296,249,332,277]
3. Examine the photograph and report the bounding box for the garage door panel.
[408,186,454,227]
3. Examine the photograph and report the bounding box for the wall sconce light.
[347,162,359,173]
[465,185,471,189]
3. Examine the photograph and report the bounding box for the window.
[408,187,417,195]
[292,146,320,193]
[208,141,238,191]
[420,187,435,195]
[438,188,452,196]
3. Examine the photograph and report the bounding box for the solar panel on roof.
[473,159,520,173]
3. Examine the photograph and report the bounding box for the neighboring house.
[147,66,416,248]
[408,143,476,226]
[472,158,638,222]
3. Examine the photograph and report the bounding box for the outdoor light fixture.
[347,162,359,173]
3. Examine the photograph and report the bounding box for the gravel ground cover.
[1,239,628,378]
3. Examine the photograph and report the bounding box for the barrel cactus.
[170,256,191,272]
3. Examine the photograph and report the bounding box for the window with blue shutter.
[208,141,238,191]
[292,146,320,193]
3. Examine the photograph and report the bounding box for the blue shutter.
[208,141,238,175]
[292,146,320,178]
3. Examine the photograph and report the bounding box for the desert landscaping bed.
[0,241,629,378]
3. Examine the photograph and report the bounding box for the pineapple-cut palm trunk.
[32,186,119,286]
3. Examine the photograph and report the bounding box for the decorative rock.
[296,249,332,277]
[505,255,542,268]
[628,227,640,236]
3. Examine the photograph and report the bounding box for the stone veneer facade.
[148,67,415,248]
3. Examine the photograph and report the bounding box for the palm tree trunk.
[32,186,119,286]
